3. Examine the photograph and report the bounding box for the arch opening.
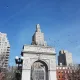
[31,60,48,80]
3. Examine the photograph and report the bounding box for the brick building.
[56,65,80,80]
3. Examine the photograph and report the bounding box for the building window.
[58,71,60,73]
[58,76,60,78]
[62,75,64,78]
[5,42,7,46]
[2,38,5,41]
[61,71,63,73]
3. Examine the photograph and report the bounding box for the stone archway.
[21,24,56,80]
[31,60,48,80]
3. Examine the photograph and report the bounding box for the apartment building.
[0,32,10,68]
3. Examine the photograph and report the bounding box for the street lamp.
[15,56,23,68]
[15,56,24,80]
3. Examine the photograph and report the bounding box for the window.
[58,76,60,78]
[2,38,5,41]
[6,57,8,59]
[7,48,10,51]
[62,75,64,78]
[61,71,63,73]
[58,71,60,73]
[5,42,7,46]
[0,38,1,41]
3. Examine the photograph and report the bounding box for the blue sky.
[0,0,80,66]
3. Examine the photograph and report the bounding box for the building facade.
[0,32,10,68]
[56,66,72,80]
[21,24,56,80]
[56,65,80,80]
[58,50,73,66]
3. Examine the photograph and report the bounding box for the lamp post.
[15,56,23,69]
[15,56,24,80]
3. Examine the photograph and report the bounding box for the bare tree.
[67,64,80,80]
[2,66,17,80]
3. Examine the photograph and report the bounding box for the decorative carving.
[50,59,56,70]
[23,59,30,69]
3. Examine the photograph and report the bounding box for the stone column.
[21,69,31,80]
[49,58,57,80]
[49,70,57,80]
[21,57,31,80]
